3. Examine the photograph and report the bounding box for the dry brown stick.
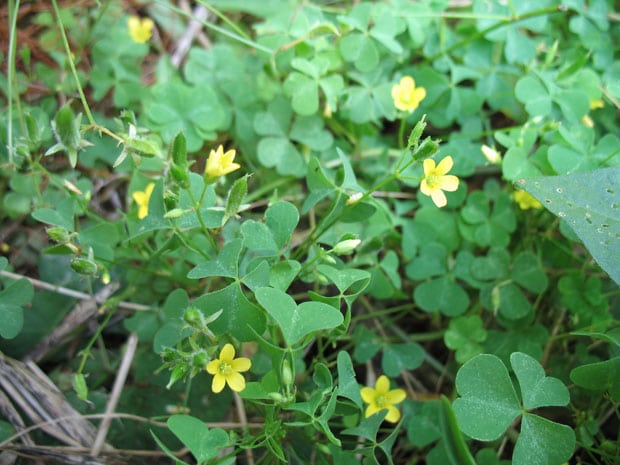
[91,332,139,456]
[0,270,150,311]
[171,2,210,68]
[26,283,120,362]
[233,392,255,465]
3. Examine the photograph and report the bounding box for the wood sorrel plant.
[1,1,619,465]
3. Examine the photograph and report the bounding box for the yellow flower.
[132,182,155,219]
[513,190,542,210]
[581,115,594,128]
[206,343,251,393]
[420,156,459,208]
[391,76,426,112]
[360,375,407,423]
[128,16,154,44]
[589,99,604,110]
[205,145,240,180]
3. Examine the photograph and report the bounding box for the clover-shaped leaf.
[167,415,230,464]
[0,258,34,339]
[453,354,521,441]
[255,287,343,347]
[444,315,487,364]
[454,353,575,465]
[511,352,569,409]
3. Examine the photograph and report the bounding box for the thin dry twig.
[171,2,210,67]
[0,270,150,311]
[91,332,139,457]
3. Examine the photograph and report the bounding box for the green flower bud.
[183,307,204,329]
[192,350,209,368]
[70,257,98,276]
[170,164,190,188]
[281,359,294,388]
[47,227,71,243]
[164,208,187,219]
[268,392,285,402]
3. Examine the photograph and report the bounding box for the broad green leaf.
[269,260,301,291]
[265,201,299,250]
[496,283,532,320]
[414,276,469,316]
[515,76,552,117]
[381,343,425,377]
[255,287,343,346]
[188,239,243,279]
[512,414,575,465]
[339,32,379,72]
[168,415,229,463]
[520,167,620,284]
[336,351,362,408]
[570,357,620,401]
[283,72,319,115]
[194,282,266,341]
[511,252,548,293]
[241,220,278,254]
[32,197,76,231]
[510,352,570,410]
[453,354,521,441]
[0,276,34,339]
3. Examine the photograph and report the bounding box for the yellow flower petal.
[360,387,376,404]
[385,388,407,405]
[439,175,459,192]
[422,158,436,176]
[419,179,431,196]
[384,405,401,423]
[231,357,252,372]
[206,360,220,374]
[220,343,236,362]
[435,156,454,175]
[365,402,382,418]
[392,75,426,112]
[212,374,226,393]
[226,372,247,392]
[128,16,153,44]
[431,190,447,208]
[375,375,391,394]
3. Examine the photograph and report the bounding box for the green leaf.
[167,415,230,463]
[444,315,487,364]
[339,32,379,72]
[284,72,319,115]
[255,287,344,346]
[188,239,243,279]
[520,167,620,284]
[224,175,248,223]
[515,76,552,117]
[510,352,570,409]
[496,283,532,320]
[241,221,278,254]
[265,201,299,250]
[194,282,266,342]
[337,351,362,408]
[0,277,34,339]
[453,354,521,441]
[269,260,301,291]
[414,276,469,316]
[570,357,620,401]
[31,197,76,231]
[381,343,425,377]
[439,396,478,465]
[511,252,548,293]
[512,414,575,465]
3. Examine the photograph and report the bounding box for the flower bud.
[281,359,294,388]
[183,307,204,329]
[481,144,502,165]
[70,257,98,276]
[47,227,71,243]
[164,208,187,219]
[332,239,361,255]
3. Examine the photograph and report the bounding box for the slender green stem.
[398,118,407,150]
[186,186,219,251]
[197,0,251,41]
[427,6,562,62]
[6,0,21,164]
[77,308,116,373]
[50,0,96,126]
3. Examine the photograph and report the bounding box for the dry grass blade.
[0,353,106,451]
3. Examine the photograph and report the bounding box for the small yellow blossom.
[128,16,154,44]
[205,145,241,180]
[481,144,502,165]
[391,76,426,112]
[589,99,604,110]
[581,115,594,128]
[360,375,407,423]
[206,343,251,393]
[420,156,459,208]
[132,182,155,219]
[513,190,542,210]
